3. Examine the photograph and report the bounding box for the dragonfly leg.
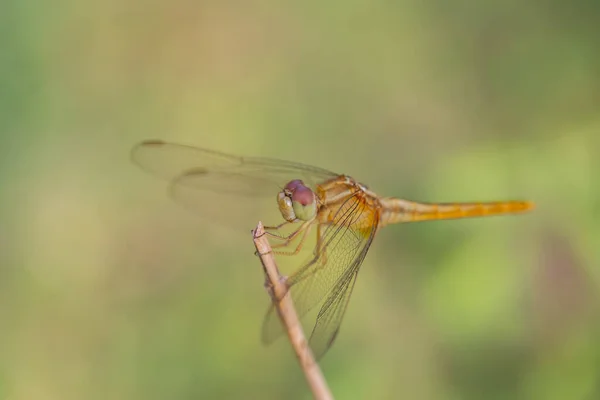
[285,223,328,286]
[262,221,295,240]
[263,217,314,245]
[264,220,293,232]
[314,223,328,266]
[268,219,313,250]
[272,223,313,256]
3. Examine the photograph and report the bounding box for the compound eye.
[284,179,305,192]
[291,185,316,221]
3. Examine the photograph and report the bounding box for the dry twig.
[252,222,334,400]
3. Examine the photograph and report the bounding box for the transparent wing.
[262,191,379,359]
[309,267,359,359]
[131,140,337,197]
[131,140,339,230]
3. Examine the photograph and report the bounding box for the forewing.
[131,140,337,197]
[131,140,338,229]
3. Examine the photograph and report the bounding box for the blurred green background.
[1,1,599,399]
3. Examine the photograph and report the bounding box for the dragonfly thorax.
[277,179,317,222]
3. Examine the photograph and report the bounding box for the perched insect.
[132,140,535,359]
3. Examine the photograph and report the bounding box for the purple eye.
[280,179,317,221]
[284,179,305,192]
[292,186,314,206]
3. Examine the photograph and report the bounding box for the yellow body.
[314,175,534,232]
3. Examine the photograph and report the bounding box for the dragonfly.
[131,140,535,359]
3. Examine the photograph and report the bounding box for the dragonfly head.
[277,179,317,222]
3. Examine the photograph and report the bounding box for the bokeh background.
[1,1,599,399]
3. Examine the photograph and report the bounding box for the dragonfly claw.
[254,248,273,257]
